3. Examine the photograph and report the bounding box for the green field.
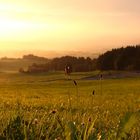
[0,71,140,140]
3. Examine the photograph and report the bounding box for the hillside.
[97,46,140,70]
[0,55,49,72]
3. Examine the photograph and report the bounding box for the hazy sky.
[0,0,140,56]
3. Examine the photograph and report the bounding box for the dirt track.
[82,71,140,80]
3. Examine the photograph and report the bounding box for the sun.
[0,16,46,42]
[0,16,28,38]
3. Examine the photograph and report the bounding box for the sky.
[0,0,140,57]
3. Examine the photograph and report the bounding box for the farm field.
[0,71,140,140]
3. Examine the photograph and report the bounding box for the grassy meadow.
[0,71,140,140]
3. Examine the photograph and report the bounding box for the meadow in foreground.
[0,71,139,140]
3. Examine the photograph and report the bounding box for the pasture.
[0,71,140,140]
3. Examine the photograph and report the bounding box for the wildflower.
[33,118,38,125]
[81,122,85,127]
[92,90,95,95]
[73,80,77,86]
[25,121,29,126]
[22,120,29,126]
[88,117,92,122]
[50,109,57,114]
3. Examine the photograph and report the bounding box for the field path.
[82,71,140,80]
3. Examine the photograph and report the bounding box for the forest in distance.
[21,46,140,73]
[0,45,140,73]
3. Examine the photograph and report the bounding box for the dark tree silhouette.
[97,46,140,70]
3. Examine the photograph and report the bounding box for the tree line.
[97,45,140,70]
[20,45,140,73]
[23,56,96,73]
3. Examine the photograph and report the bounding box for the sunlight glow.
[0,15,52,42]
[0,0,140,55]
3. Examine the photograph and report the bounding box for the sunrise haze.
[0,0,140,57]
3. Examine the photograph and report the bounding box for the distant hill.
[1,46,140,73]
[0,52,98,72]
[97,45,140,70]
[0,55,49,72]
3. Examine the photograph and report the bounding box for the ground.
[0,71,140,139]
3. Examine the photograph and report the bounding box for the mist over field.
[0,0,140,139]
[0,50,99,59]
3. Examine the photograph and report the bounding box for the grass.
[0,71,140,139]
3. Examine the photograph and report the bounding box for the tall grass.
[0,72,139,139]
